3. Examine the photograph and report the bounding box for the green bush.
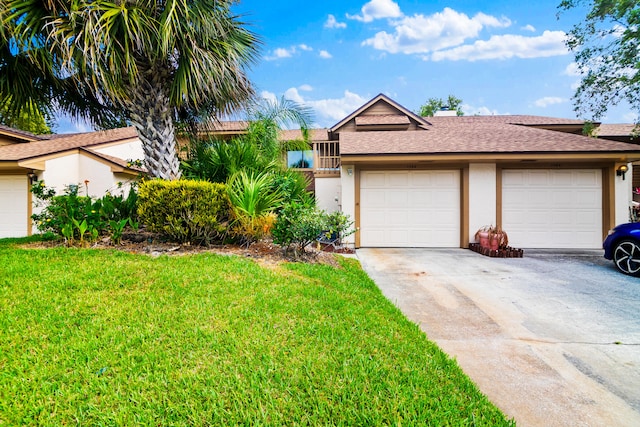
[227,171,283,245]
[31,183,137,245]
[324,210,356,245]
[137,179,230,245]
[272,201,327,255]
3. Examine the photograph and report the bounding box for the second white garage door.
[502,169,602,248]
[360,170,460,247]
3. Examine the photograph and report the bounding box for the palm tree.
[2,0,259,179]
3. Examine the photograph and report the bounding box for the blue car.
[603,223,640,276]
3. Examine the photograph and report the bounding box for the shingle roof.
[426,115,586,126]
[340,118,640,156]
[0,124,43,142]
[0,127,138,161]
[279,128,329,141]
[595,123,638,137]
[81,148,146,172]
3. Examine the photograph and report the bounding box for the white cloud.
[522,24,536,32]
[298,84,313,91]
[319,50,333,59]
[564,62,582,76]
[347,0,402,23]
[266,89,366,127]
[534,97,566,108]
[265,44,314,61]
[461,104,504,116]
[362,7,511,54]
[265,47,293,61]
[260,91,278,103]
[431,30,568,61]
[325,14,347,29]
[284,87,305,103]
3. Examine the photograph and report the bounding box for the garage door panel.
[387,191,409,207]
[388,172,409,187]
[361,172,387,187]
[410,172,433,186]
[502,169,601,248]
[360,170,460,247]
[362,190,387,208]
[0,175,29,238]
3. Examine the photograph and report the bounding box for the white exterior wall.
[315,177,341,213]
[340,165,356,246]
[40,153,81,193]
[615,162,633,225]
[468,163,497,244]
[94,139,145,164]
[79,155,122,197]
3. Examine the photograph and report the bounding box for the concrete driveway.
[357,248,640,427]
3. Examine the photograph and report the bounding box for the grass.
[0,237,513,426]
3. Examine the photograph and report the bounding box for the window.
[287,150,314,169]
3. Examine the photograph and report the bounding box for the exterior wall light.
[617,164,629,180]
[347,168,353,176]
[27,172,38,184]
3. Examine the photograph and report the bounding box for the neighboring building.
[0,127,144,238]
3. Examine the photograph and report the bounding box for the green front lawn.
[0,238,513,425]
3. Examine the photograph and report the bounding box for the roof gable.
[0,127,139,162]
[330,93,430,135]
[0,125,42,145]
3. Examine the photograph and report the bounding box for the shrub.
[270,170,315,208]
[324,211,356,245]
[227,171,283,245]
[137,179,230,245]
[272,201,327,256]
[31,183,138,246]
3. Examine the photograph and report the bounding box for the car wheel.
[613,239,640,276]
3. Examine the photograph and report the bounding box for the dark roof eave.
[340,151,640,161]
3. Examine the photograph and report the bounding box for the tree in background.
[0,98,52,134]
[417,95,464,117]
[2,0,259,179]
[560,0,640,122]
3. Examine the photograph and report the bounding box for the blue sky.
[57,0,634,132]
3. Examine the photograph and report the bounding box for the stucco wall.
[79,155,122,197]
[40,153,81,193]
[315,177,341,213]
[94,139,145,164]
[468,163,497,244]
[615,162,634,225]
[340,165,356,245]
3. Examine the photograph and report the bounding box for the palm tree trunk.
[126,66,181,180]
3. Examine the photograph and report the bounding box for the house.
[0,126,144,238]
[295,94,640,249]
[3,93,640,249]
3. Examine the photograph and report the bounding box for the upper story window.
[287,150,314,169]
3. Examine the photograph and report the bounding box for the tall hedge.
[138,179,230,245]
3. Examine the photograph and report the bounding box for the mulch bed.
[22,230,355,267]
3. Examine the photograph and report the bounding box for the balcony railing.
[313,141,340,176]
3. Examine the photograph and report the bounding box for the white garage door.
[360,170,460,247]
[0,175,29,238]
[502,169,602,248]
